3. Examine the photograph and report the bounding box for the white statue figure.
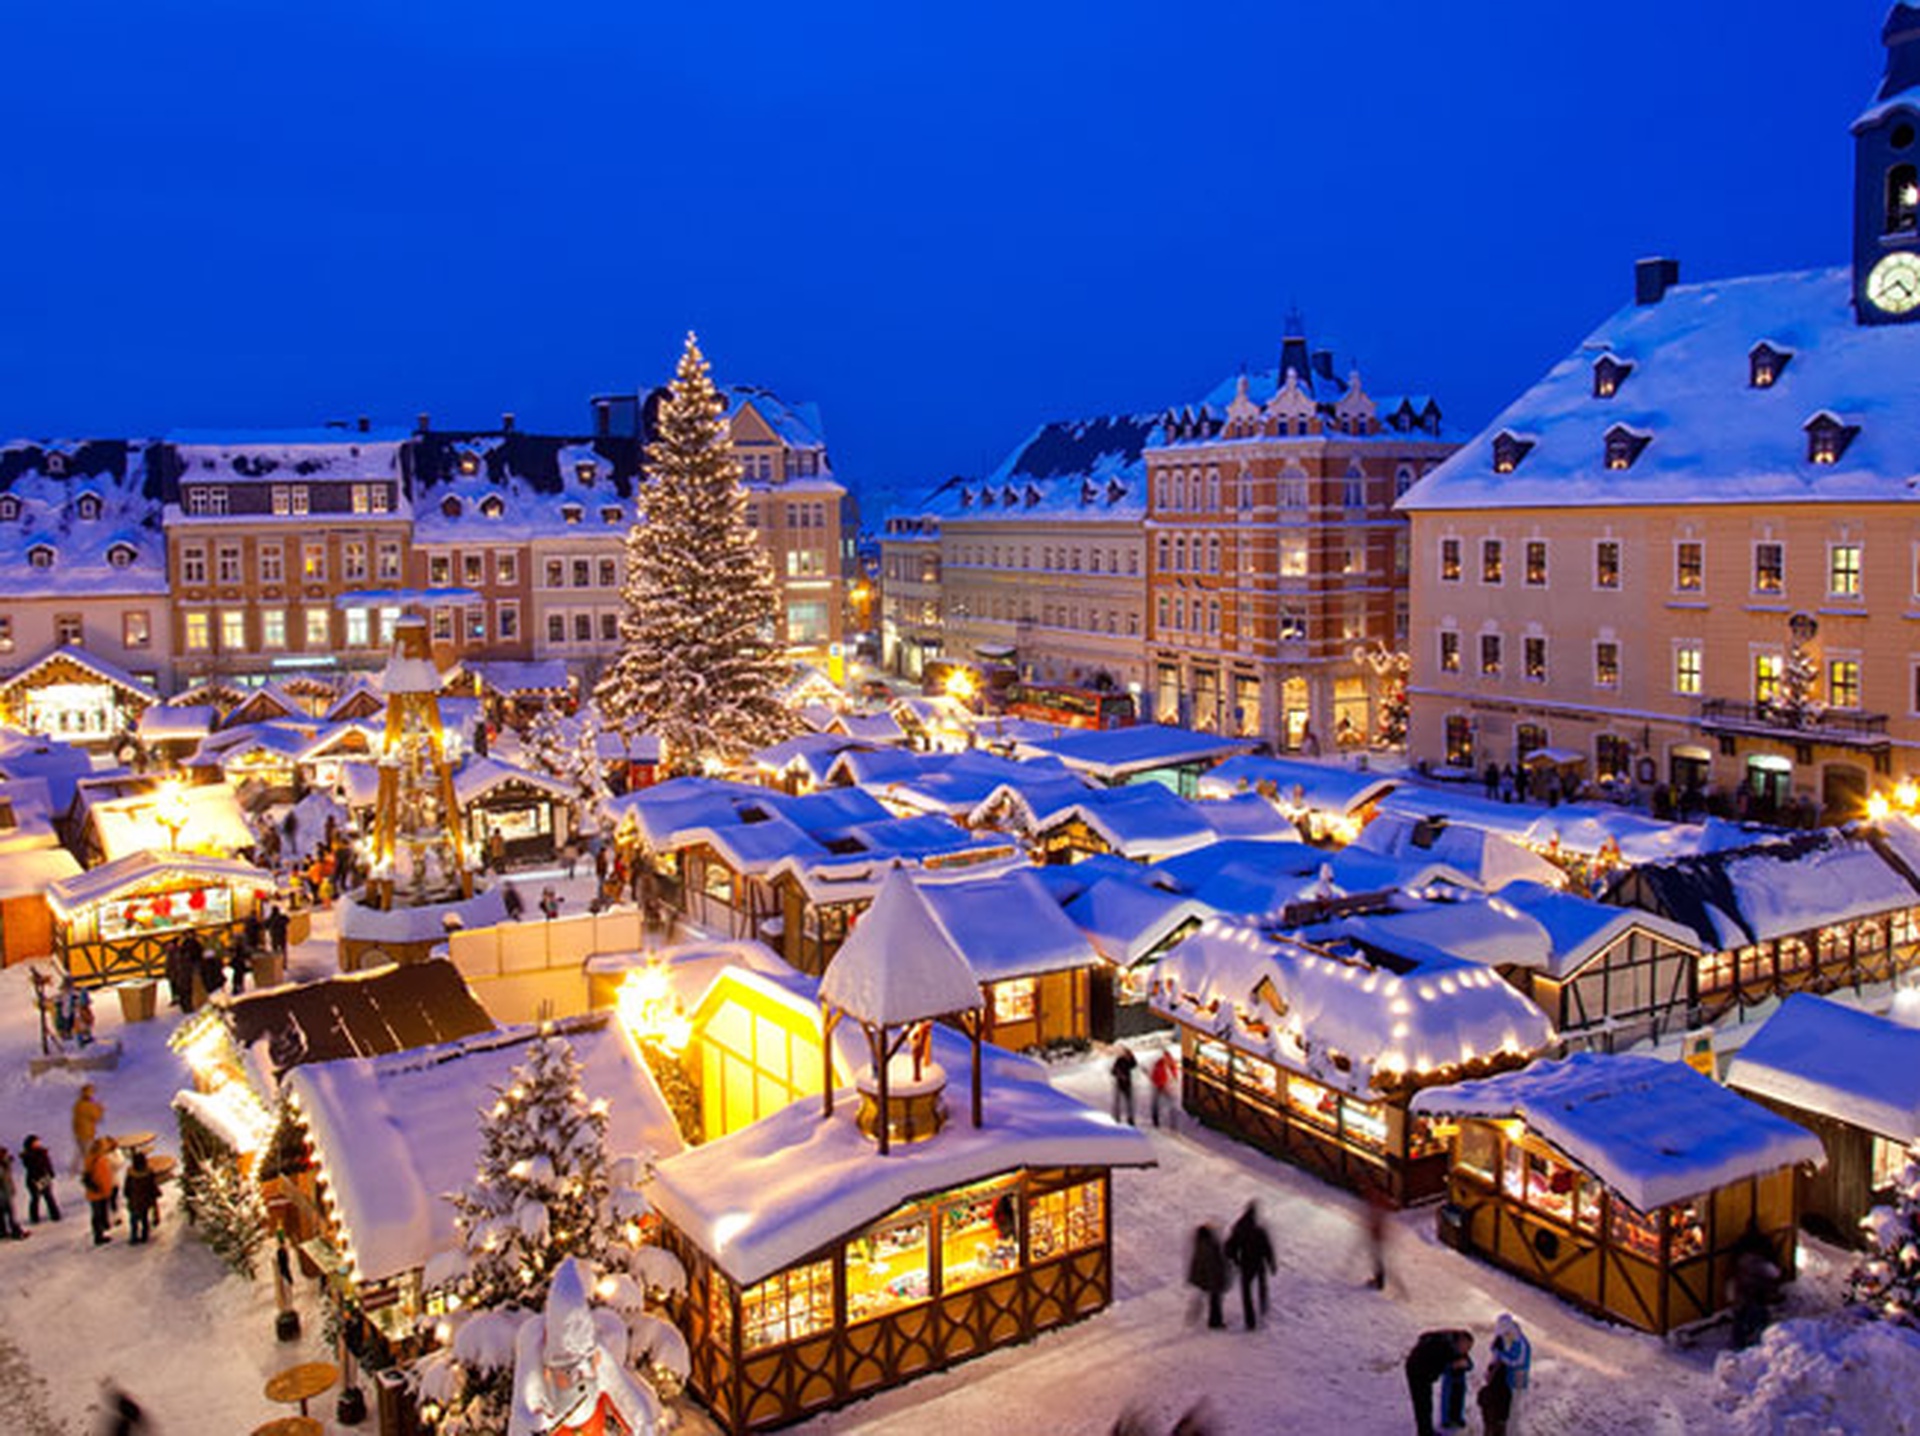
[507,1258,660,1436]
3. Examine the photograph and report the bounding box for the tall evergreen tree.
[1852,1141,1920,1326]
[596,334,795,771]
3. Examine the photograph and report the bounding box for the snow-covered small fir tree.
[523,702,570,779]
[1773,635,1824,728]
[595,333,796,772]
[563,705,616,841]
[415,1035,688,1434]
[1851,1142,1920,1325]
[180,1147,271,1279]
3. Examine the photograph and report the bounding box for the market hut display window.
[1150,918,1555,1205]
[48,850,276,988]
[457,758,574,866]
[1412,1052,1821,1334]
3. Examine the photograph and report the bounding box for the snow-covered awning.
[1017,724,1257,781]
[48,849,275,918]
[1411,1052,1823,1212]
[1197,755,1398,817]
[1725,993,1920,1142]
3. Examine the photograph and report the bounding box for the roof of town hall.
[1398,266,1920,512]
[919,413,1159,523]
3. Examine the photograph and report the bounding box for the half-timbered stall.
[1604,829,1920,1026]
[1412,1053,1820,1334]
[194,722,316,802]
[1493,881,1702,1053]
[297,721,380,792]
[325,679,387,725]
[451,658,574,731]
[280,1015,681,1344]
[1197,755,1400,844]
[887,695,975,752]
[1151,914,1555,1204]
[0,777,80,965]
[453,756,574,865]
[1015,724,1257,798]
[830,745,1088,824]
[971,781,1299,865]
[220,682,310,730]
[1043,862,1211,1040]
[48,849,276,987]
[1725,993,1920,1245]
[648,870,1152,1434]
[0,644,159,749]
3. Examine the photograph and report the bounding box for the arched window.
[1889,163,1918,235]
[75,494,102,520]
[1174,536,1187,572]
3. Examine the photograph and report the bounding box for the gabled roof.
[820,866,984,1025]
[1494,880,1700,978]
[917,413,1156,524]
[0,645,159,705]
[1018,724,1256,780]
[47,848,275,915]
[1197,755,1399,817]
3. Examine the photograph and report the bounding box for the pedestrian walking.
[1110,1044,1138,1126]
[487,827,506,874]
[83,1137,118,1246]
[1405,1329,1473,1436]
[1222,1200,1275,1331]
[1363,1186,1391,1291]
[228,940,250,996]
[0,1145,25,1240]
[562,839,581,880]
[1149,1048,1178,1129]
[71,1083,104,1174]
[595,843,611,886]
[503,881,525,922]
[122,1151,160,1245]
[266,901,290,959]
[539,886,562,921]
[1490,1313,1531,1434]
[22,1135,60,1223]
[1187,1222,1229,1330]
[164,936,191,1011]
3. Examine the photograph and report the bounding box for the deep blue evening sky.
[0,2,1895,505]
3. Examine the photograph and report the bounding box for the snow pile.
[1714,1315,1920,1435]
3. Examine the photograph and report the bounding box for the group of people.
[161,902,289,1011]
[0,1134,58,1238]
[1,1086,163,1250]
[1186,1201,1277,1332]
[1405,1316,1531,1436]
[1109,1043,1180,1129]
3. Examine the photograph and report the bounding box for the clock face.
[1868,251,1920,314]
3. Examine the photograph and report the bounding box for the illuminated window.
[740,1261,833,1352]
[1279,534,1308,578]
[1675,540,1704,592]
[1806,414,1859,465]
[428,554,452,586]
[1754,542,1785,594]
[218,610,244,650]
[480,494,505,519]
[1481,538,1503,584]
[290,486,310,516]
[1889,161,1919,234]
[1592,355,1632,398]
[261,609,286,649]
[55,613,81,645]
[1749,342,1790,389]
[1754,652,1783,705]
[458,451,480,476]
[1439,538,1461,582]
[343,541,368,582]
[302,542,326,581]
[940,1178,1021,1294]
[1480,632,1502,677]
[992,979,1036,1025]
[1829,543,1863,596]
[184,612,209,652]
[1491,431,1532,473]
[1439,630,1460,674]
[1525,540,1548,587]
[1674,644,1702,696]
[545,558,564,588]
[1829,658,1862,709]
[123,611,150,649]
[377,542,402,581]
[1603,426,1648,471]
[271,485,291,516]
[185,485,229,515]
[369,483,390,514]
[1028,1181,1104,1262]
[351,483,371,514]
[304,609,330,649]
[846,1210,930,1322]
[346,608,370,647]
[1524,636,1547,682]
[1595,540,1621,589]
[1595,641,1620,689]
[562,504,584,525]
[496,552,518,585]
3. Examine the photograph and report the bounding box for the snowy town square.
[6,4,1920,1434]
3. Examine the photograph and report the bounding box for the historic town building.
[879,509,943,682]
[1399,11,1920,819]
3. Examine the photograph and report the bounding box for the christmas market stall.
[73,773,256,866]
[1412,1052,1821,1334]
[1046,864,1210,1040]
[136,703,215,769]
[0,643,159,750]
[48,849,276,988]
[1014,724,1257,798]
[0,777,80,965]
[647,870,1153,1434]
[279,1014,681,1345]
[1150,912,1556,1204]
[970,781,1299,865]
[1725,993,1920,1245]
[832,745,1088,824]
[1197,754,1400,844]
[454,756,575,866]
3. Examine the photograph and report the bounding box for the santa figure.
[508,1258,660,1436]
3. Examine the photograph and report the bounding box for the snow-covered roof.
[0,845,82,900]
[453,659,574,696]
[1017,725,1257,780]
[0,442,166,598]
[751,732,870,785]
[137,704,215,742]
[286,1015,682,1286]
[1146,839,1475,921]
[1296,892,1557,974]
[1494,880,1700,978]
[1063,875,1212,968]
[1399,267,1920,513]
[830,710,907,745]
[1374,789,1725,866]
[1411,1053,1822,1213]
[1351,811,1565,891]
[451,755,574,805]
[647,1060,1151,1288]
[981,780,1298,861]
[0,644,160,706]
[917,868,1099,983]
[0,730,95,811]
[914,414,1157,526]
[725,385,831,456]
[47,848,275,916]
[846,747,1089,820]
[88,781,255,862]
[1151,917,1554,1097]
[1197,755,1399,817]
[1725,994,1920,1141]
[819,867,984,1025]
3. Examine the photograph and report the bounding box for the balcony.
[1697,697,1890,751]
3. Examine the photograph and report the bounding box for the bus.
[1003,683,1137,730]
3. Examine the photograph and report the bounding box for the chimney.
[1635,257,1681,305]
[356,415,370,434]
[1311,349,1336,382]
[593,399,611,438]
[416,411,431,434]
[501,412,516,433]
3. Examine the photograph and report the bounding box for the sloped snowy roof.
[1725,994,1920,1141]
[287,1015,682,1286]
[839,747,1089,819]
[1197,755,1399,816]
[915,414,1156,525]
[819,867,984,1025]
[1412,1053,1822,1212]
[48,848,275,914]
[988,781,1297,861]
[137,705,215,742]
[454,660,574,697]
[830,710,907,745]
[917,868,1098,983]
[88,781,255,862]
[1018,724,1257,780]
[1374,789,1725,865]
[0,644,160,705]
[1352,812,1565,891]
[1399,267,1920,513]
[1064,875,1212,968]
[0,845,82,899]
[647,1060,1151,1288]
[1152,918,1554,1096]
[451,755,574,805]
[0,444,166,597]
[1146,839,1475,921]
[1494,880,1700,977]
[1297,893,1557,974]
[725,385,830,454]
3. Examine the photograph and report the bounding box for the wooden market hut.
[1150,914,1557,1205]
[1015,724,1257,798]
[648,868,1153,1434]
[0,777,80,965]
[0,644,159,750]
[48,849,276,987]
[1196,754,1400,844]
[1725,993,1920,1245]
[454,756,574,865]
[1411,1052,1822,1334]
[973,780,1298,866]
[1053,865,1211,1040]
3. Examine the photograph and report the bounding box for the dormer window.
[27,544,54,569]
[575,461,597,485]
[1889,162,1919,235]
[441,496,464,519]
[1603,425,1650,471]
[1024,484,1041,509]
[561,503,584,525]
[0,496,17,521]
[1805,412,1860,466]
[1592,355,1632,398]
[457,452,480,476]
[75,493,103,521]
[107,543,136,568]
[44,453,66,476]
[1490,431,1534,474]
[600,505,623,525]
[479,495,505,519]
[959,488,973,509]
[1749,342,1791,388]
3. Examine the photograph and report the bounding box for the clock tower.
[1855,4,1920,323]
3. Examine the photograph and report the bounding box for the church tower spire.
[1853,4,1920,323]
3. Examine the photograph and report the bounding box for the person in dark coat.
[1476,1361,1513,1436]
[197,943,224,1007]
[164,937,191,1012]
[1187,1223,1229,1330]
[1405,1329,1472,1436]
[242,911,265,956]
[228,939,250,996]
[1110,1045,1138,1126]
[122,1151,160,1245]
[265,902,290,959]
[1222,1200,1276,1331]
[21,1135,59,1223]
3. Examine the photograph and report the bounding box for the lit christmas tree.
[595,333,795,772]
[523,701,570,779]
[563,705,616,841]
[416,1035,687,1434]
[1851,1142,1920,1326]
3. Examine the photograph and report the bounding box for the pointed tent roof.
[820,867,983,1027]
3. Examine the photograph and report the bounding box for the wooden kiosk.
[48,849,276,988]
[649,870,1152,1433]
[1412,1052,1821,1334]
